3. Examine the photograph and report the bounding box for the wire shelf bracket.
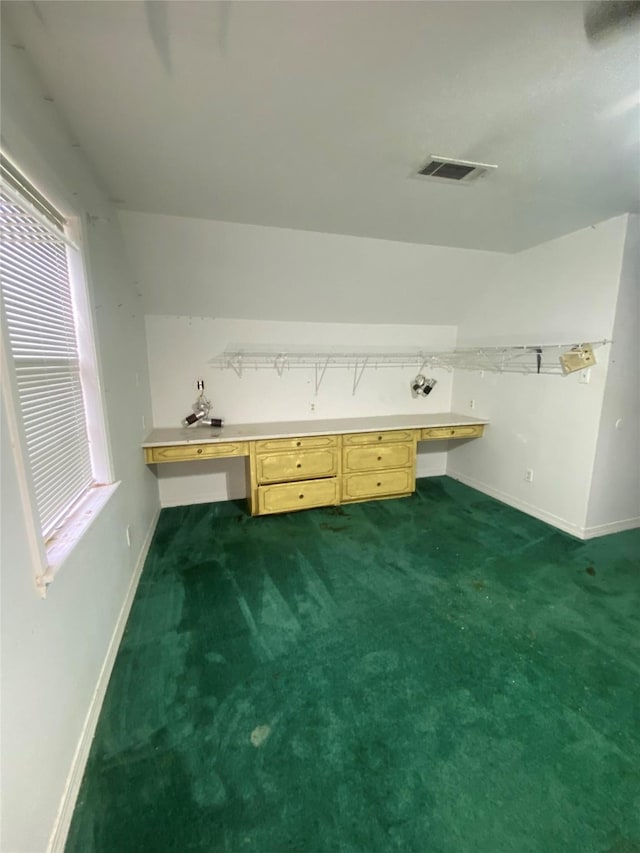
[314,357,330,395]
[352,357,369,396]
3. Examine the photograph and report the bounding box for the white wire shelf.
[209,341,609,393]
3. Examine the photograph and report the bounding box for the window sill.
[37,482,120,595]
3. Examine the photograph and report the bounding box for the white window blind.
[0,165,95,541]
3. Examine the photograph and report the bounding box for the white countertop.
[143,413,488,447]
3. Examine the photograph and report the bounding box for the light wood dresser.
[143,414,486,516]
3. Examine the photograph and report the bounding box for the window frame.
[0,154,116,595]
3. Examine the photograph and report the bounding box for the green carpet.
[66,477,640,853]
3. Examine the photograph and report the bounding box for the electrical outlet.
[469,399,475,410]
[310,402,316,413]
[196,379,205,391]
[126,524,132,548]
[579,368,591,385]
[525,469,534,483]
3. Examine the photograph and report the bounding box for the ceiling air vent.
[415,155,497,185]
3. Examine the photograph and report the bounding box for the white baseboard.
[416,454,447,478]
[445,468,585,539]
[447,470,640,541]
[416,466,447,480]
[581,516,640,539]
[160,490,245,508]
[47,507,160,853]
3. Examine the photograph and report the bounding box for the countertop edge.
[142,413,489,448]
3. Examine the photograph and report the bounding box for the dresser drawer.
[343,429,415,446]
[342,468,414,502]
[343,442,414,473]
[145,441,248,463]
[256,448,338,484]
[421,424,484,441]
[257,478,339,514]
[254,434,338,453]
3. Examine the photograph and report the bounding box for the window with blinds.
[1,157,96,541]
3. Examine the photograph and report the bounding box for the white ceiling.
[2,1,639,252]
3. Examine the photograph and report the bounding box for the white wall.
[120,210,504,507]
[448,216,629,537]
[119,210,505,325]
[585,215,640,535]
[0,25,159,853]
[454,215,628,346]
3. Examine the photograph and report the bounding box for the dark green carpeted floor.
[67,477,640,853]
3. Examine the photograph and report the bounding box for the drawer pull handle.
[377,481,382,487]
[197,448,203,454]
[296,441,301,447]
[299,494,304,499]
[377,435,382,441]
[450,429,455,435]
[296,462,302,468]
[377,456,382,461]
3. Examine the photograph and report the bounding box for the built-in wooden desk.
[143,414,487,516]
